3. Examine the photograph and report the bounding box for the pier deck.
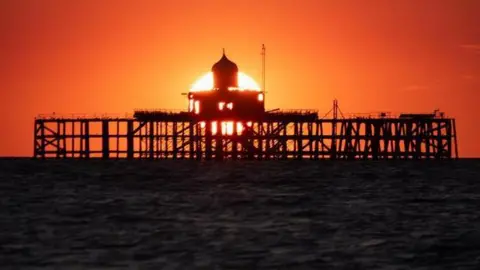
[33,110,458,160]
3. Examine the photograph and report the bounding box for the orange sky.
[1,0,479,157]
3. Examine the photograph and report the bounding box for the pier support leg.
[149,121,154,159]
[102,120,109,159]
[127,120,134,159]
[205,121,212,160]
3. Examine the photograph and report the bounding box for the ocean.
[1,159,479,269]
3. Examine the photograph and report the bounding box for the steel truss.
[34,118,458,160]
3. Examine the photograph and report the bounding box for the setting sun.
[190,72,261,92]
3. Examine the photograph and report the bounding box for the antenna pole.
[262,44,266,94]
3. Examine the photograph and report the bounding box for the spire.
[222,48,225,56]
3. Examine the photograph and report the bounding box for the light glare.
[190,72,261,92]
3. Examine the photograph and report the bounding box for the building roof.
[212,50,238,72]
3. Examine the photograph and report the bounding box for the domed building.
[212,50,239,90]
[187,50,265,121]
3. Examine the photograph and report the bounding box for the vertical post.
[265,122,271,160]
[320,121,325,158]
[404,122,411,159]
[394,122,400,160]
[56,121,61,158]
[257,122,263,160]
[172,122,178,159]
[426,121,432,159]
[33,120,38,158]
[435,121,442,158]
[102,120,109,159]
[297,122,303,160]
[247,122,255,160]
[197,122,203,160]
[205,121,212,160]
[34,120,42,158]
[348,121,356,159]
[127,120,134,159]
[368,122,373,159]
[139,122,143,158]
[314,122,319,160]
[189,122,195,160]
[84,120,90,159]
[165,122,169,158]
[33,120,37,158]
[149,121,154,159]
[232,121,238,160]
[452,119,458,159]
[179,122,184,159]
[344,122,351,159]
[414,122,421,159]
[372,120,380,160]
[307,122,313,159]
[80,121,84,158]
[337,122,345,159]
[156,120,160,158]
[160,122,165,158]
[379,122,386,159]
[71,121,75,158]
[215,121,223,160]
[282,122,288,159]
[116,121,120,158]
[41,121,46,158]
[62,120,66,158]
[331,100,338,160]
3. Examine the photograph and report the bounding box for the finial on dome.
[222,48,225,56]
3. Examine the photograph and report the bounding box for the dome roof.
[212,50,238,72]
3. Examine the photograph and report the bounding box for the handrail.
[35,113,134,120]
[133,109,186,114]
[35,109,449,120]
[266,109,319,115]
[340,111,447,119]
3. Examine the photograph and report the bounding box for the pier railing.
[35,113,134,120]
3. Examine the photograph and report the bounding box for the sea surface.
[0,159,479,269]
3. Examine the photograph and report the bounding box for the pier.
[33,51,459,160]
[33,104,458,160]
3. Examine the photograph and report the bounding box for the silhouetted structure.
[33,50,459,160]
[186,51,265,120]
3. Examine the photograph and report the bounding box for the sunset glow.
[190,72,261,92]
[1,1,480,157]
[209,121,247,136]
[197,121,252,136]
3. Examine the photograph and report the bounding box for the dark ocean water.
[0,159,479,269]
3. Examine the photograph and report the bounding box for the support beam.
[102,120,109,159]
[127,120,134,159]
[32,117,457,160]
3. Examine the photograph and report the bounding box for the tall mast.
[261,44,266,94]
